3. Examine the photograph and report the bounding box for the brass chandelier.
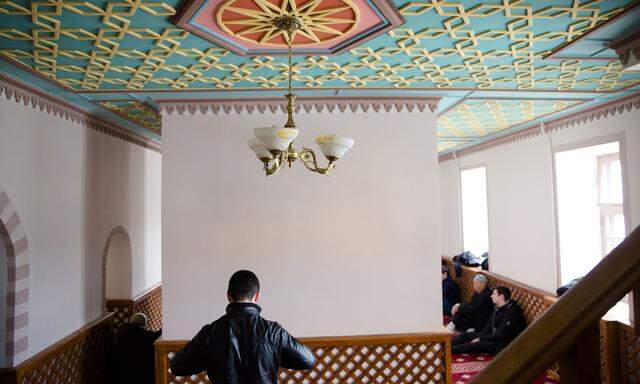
[247,16,354,177]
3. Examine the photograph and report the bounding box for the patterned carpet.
[451,353,559,384]
[445,316,559,383]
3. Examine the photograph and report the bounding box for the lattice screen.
[106,301,134,329]
[134,286,163,331]
[622,325,640,384]
[459,268,478,303]
[16,317,111,384]
[162,341,447,384]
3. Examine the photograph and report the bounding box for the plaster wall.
[162,107,443,339]
[0,97,162,358]
[439,108,640,292]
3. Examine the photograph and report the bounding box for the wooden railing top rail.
[442,255,557,300]
[133,282,162,302]
[471,224,640,383]
[156,331,454,384]
[155,331,452,349]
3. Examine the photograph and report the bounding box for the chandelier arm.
[299,148,335,176]
[263,152,286,176]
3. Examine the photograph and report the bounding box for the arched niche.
[0,190,29,367]
[102,226,133,312]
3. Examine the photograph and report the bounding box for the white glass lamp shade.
[248,138,272,159]
[254,127,298,152]
[315,135,354,159]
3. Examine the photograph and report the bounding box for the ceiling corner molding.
[438,91,640,162]
[157,96,440,116]
[546,91,640,131]
[609,29,640,70]
[0,75,161,153]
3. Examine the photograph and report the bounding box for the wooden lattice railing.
[443,256,640,383]
[155,333,453,384]
[442,257,557,327]
[106,284,162,331]
[0,314,113,384]
[469,225,640,384]
[134,284,163,331]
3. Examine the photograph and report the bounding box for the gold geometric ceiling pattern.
[0,0,639,154]
[97,100,162,133]
[436,98,584,151]
[0,0,637,91]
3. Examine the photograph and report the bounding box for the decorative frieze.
[0,75,161,153]
[158,97,440,116]
[439,91,640,161]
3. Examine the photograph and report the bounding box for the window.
[555,141,626,286]
[460,166,489,257]
[598,153,625,256]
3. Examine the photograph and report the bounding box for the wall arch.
[101,226,133,313]
[0,190,29,367]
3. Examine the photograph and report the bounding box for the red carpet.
[444,317,558,383]
[451,353,559,384]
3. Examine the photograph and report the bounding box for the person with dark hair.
[451,286,526,354]
[170,270,315,383]
[442,264,460,316]
[447,274,493,332]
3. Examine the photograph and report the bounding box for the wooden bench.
[442,256,557,325]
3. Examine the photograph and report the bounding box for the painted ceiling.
[1,0,639,153]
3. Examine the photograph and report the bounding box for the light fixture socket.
[274,15,304,31]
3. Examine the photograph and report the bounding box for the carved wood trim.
[155,332,453,384]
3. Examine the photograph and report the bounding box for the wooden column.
[602,320,623,384]
[633,284,640,335]
[559,323,601,384]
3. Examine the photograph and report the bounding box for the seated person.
[442,264,460,316]
[452,286,526,355]
[447,274,492,332]
[114,313,162,384]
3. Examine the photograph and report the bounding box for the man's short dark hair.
[228,270,260,301]
[494,286,512,301]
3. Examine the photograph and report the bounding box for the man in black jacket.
[452,286,526,354]
[170,270,315,383]
[448,274,493,332]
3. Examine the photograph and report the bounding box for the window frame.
[552,132,632,322]
[459,164,491,260]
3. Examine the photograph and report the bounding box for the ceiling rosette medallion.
[174,0,403,55]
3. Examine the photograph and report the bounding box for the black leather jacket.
[171,302,315,383]
[478,300,526,348]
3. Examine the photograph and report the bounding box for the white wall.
[105,231,133,299]
[162,107,442,339]
[0,97,162,359]
[439,108,640,293]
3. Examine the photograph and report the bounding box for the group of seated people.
[442,265,527,355]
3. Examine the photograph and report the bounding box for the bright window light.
[555,141,626,286]
[460,166,490,257]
